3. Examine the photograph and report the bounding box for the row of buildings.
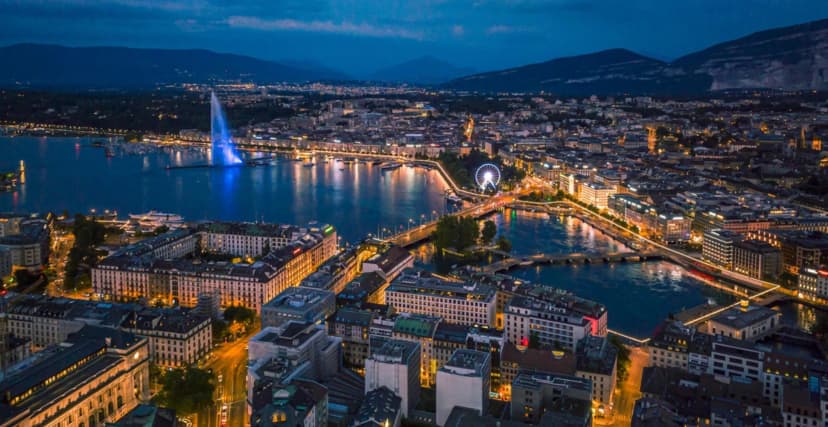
[245,258,617,426]
[92,221,338,311]
[636,301,828,426]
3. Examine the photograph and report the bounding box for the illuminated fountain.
[210,91,242,166]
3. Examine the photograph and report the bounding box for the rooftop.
[369,336,419,364]
[389,269,495,301]
[353,386,401,427]
[440,349,490,377]
[709,304,779,330]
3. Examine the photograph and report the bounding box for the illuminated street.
[207,331,256,427]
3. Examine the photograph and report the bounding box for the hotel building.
[93,222,337,312]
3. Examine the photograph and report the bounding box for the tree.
[223,306,257,335]
[528,331,541,349]
[481,220,497,245]
[432,215,480,252]
[154,367,215,416]
[609,335,631,382]
[64,214,107,290]
[496,236,512,252]
[212,319,230,342]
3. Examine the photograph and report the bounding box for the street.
[607,346,648,427]
[206,330,256,427]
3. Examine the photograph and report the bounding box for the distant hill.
[0,44,347,89]
[445,18,828,95]
[670,18,828,91]
[370,56,475,85]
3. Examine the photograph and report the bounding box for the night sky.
[2,0,827,76]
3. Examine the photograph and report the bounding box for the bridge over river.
[482,250,662,273]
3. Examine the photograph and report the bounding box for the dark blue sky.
[2,0,827,76]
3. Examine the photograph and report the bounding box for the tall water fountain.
[210,91,242,166]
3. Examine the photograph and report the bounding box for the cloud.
[485,24,530,35]
[452,25,465,36]
[226,16,424,40]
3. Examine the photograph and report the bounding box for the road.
[207,330,256,427]
[597,346,648,427]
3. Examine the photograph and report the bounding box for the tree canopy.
[481,220,497,244]
[433,215,480,252]
[154,367,215,415]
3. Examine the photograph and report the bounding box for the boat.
[380,162,402,171]
[371,160,384,166]
[128,211,185,230]
[104,146,115,158]
[303,162,315,167]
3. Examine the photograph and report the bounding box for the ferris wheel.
[475,163,501,191]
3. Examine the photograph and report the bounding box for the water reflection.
[0,137,449,242]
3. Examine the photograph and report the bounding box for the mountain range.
[445,18,828,95]
[2,17,828,94]
[369,56,475,85]
[0,44,347,88]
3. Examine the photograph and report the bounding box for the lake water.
[2,136,820,337]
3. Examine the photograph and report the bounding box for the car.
[220,404,229,427]
[217,374,223,383]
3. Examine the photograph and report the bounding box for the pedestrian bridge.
[482,250,661,273]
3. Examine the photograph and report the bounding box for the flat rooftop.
[440,349,489,377]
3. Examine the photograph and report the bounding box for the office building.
[261,287,335,328]
[364,337,420,417]
[578,181,616,210]
[435,349,491,427]
[702,229,742,269]
[248,321,341,382]
[732,240,781,281]
[386,269,496,327]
